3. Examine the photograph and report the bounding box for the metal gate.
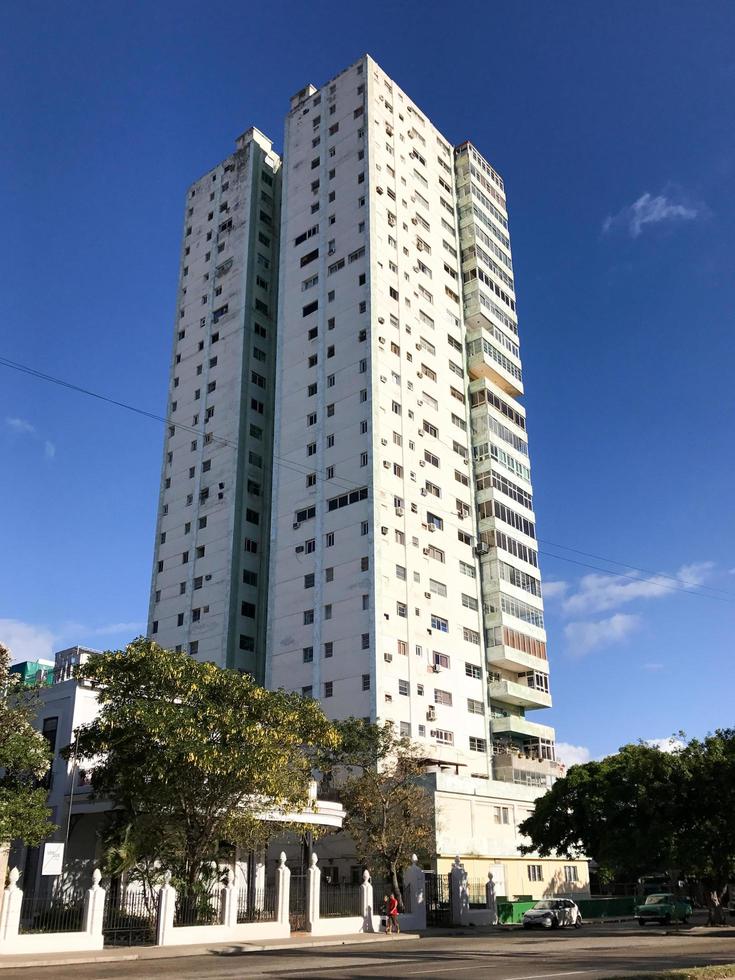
[103,888,158,947]
[425,872,451,927]
[289,874,307,932]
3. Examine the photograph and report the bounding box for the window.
[469,736,487,753]
[463,627,480,645]
[398,679,410,696]
[461,593,478,611]
[241,601,255,618]
[431,615,448,633]
[434,729,454,745]
[303,646,314,663]
[303,609,314,625]
[426,512,443,530]
[429,578,447,597]
[324,681,333,698]
[433,651,450,669]
[362,674,371,691]
[304,573,315,589]
[324,641,333,658]
[527,864,544,882]
[467,698,484,715]
[495,806,511,825]
[361,632,370,649]
[564,866,579,883]
[426,544,444,563]
[434,688,452,706]
[465,662,482,679]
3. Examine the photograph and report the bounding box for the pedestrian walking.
[387,891,400,934]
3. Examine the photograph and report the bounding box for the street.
[3,924,735,979]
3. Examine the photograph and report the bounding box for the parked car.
[522,899,583,929]
[635,893,692,926]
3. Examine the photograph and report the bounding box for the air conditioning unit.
[411,217,418,225]
[418,430,424,437]
[417,371,423,378]
[431,664,441,673]
[384,652,393,662]
[205,574,212,581]
[292,522,301,530]
[383,461,391,469]
[416,241,424,251]
[422,547,430,555]
[429,729,437,737]
[415,343,422,350]
[395,507,404,516]
[295,545,304,554]
[377,186,384,195]
[420,488,427,496]
[424,591,431,599]
[457,511,465,519]
[417,399,423,406]
[380,375,387,383]
[381,438,388,446]
[378,316,385,324]
[427,524,435,532]
[427,706,436,721]
[379,336,386,344]
[381,526,388,535]
[419,460,425,467]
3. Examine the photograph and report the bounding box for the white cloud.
[563,612,640,657]
[645,737,686,754]
[562,562,714,616]
[542,580,569,601]
[44,441,56,460]
[90,621,144,637]
[5,417,36,435]
[0,619,56,663]
[603,190,703,238]
[555,742,591,767]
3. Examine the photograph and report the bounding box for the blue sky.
[1,1,733,763]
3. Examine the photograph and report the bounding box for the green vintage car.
[636,893,692,925]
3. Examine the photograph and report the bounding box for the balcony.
[488,678,551,710]
[465,326,524,398]
[492,750,565,788]
[491,715,555,741]
[488,643,548,674]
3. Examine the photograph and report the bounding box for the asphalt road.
[4,924,735,979]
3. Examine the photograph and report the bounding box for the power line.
[2,354,731,607]
[538,551,735,605]
[538,538,734,599]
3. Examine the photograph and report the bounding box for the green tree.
[519,742,684,881]
[520,734,735,916]
[320,719,434,907]
[71,639,339,893]
[0,642,55,881]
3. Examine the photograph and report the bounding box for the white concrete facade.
[266,56,559,783]
[147,128,281,675]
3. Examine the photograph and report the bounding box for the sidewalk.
[0,930,418,971]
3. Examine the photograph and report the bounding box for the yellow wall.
[436,855,590,901]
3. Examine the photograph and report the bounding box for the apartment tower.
[148,128,281,678]
[266,56,557,787]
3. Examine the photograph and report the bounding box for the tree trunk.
[390,863,403,911]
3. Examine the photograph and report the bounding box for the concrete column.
[222,879,238,929]
[156,870,176,946]
[306,851,320,932]
[0,868,22,947]
[403,854,426,928]
[360,870,375,931]
[82,869,106,939]
[450,855,468,926]
[276,852,290,927]
[486,871,498,925]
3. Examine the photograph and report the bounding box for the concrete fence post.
[403,854,426,929]
[360,870,375,931]
[450,855,468,926]
[156,870,176,946]
[276,852,291,928]
[82,868,106,940]
[222,877,238,929]
[0,868,22,947]
[486,871,498,925]
[306,851,320,932]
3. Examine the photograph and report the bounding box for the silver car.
[522,899,583,929]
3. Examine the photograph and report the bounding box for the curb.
[0,931,419,970]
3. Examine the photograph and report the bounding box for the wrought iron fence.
[319,882,362,918]
[236,884,277,923]
[425,872,451,926]
[174,886,223,927]
[19,891,85,934]
[289,874,307,931]
[103,888,158,947]
[466,878,489,908]
[373,879,410,914]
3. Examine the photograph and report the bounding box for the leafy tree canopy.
[0,643,54,848]
[320,718,434,904]
[72,639,339,889]
[519,732,735,894]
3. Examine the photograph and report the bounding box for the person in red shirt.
[387,892,400,934]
